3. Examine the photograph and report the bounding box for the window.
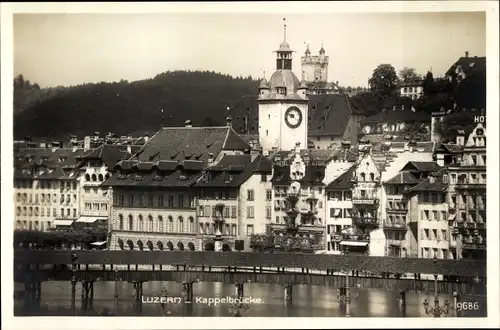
[128,195,134,206]
[246,225,254,236]
[189,217,195,233]
[360,173,366,181]
[247,189,254,201]
[261,174,267,182]
[148,195,154,207]
[265,206,271,219]
[344,191,352,201]
[119,214,124,230]
[128,215,133,230]
[158,216,163,232]
[73,209,76,218]
[232,224,237,236]
[168,216,174,232]
[223,206,230,218]
[442,230,447,240]
[148,215,153,231]
[433,229,438,240]
[276,216,280,223]
[178,216,184,233]
[231,206,237,218]
[247,206,255,218]
[422,229,429,240]
[139,194,144,207]
[204,205,211,217]
[266,190,272,201]
[178,195,184,208]
[471,155,477,165]
[318,201,323,209]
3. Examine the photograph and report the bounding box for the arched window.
[360,173,366,181]
[91,174,97,182]
[177,241,184,251]
[168,216,174,232]
[166,241,174,251]
[85,174,90,181]
[148,215,153,231]
[105,173,110,180]
[188,216,195,233]
[98,174,104,181]
[128,214,133,230]
[146,240,154,251]
[158,216,163,232]
[127,239,134,250]
[157,241,164,251]
[188,242,195,251]
[138,215,144,231]
[178,216,184,233]
[118,214,124,230]
[137,240,144,251]
[117,238,124,250]
[369,173,375,181]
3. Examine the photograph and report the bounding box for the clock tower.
[258,19,309,154]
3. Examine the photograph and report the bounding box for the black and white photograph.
[1,2,499,329]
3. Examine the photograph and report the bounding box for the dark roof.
[131,126,250,164]
[326,165,355,190]
[435,143,464,154]
[401,161,441,173]
[445,56,486,77]
[384,171,422,185]
[79,145,133,168]
[408,170,448,192]
[103,169,202,188]
[361,108,431,125]
[308,94,365,137]
[229,94,366,137]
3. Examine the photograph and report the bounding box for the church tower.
[258,19,309,154]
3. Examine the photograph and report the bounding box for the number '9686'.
[456,301,480,311]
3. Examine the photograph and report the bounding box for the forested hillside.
[13,71,259,140]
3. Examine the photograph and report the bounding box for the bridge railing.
[14,250,486,277]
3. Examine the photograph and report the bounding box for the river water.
[14,281,486,317]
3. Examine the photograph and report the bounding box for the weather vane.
[283,18,287,42]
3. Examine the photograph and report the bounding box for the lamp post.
[337,270,360,303]
[423,257,450,317]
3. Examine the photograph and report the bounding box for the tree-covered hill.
[13,71,259,140]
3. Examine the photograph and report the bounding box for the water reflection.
[14,281,487,317]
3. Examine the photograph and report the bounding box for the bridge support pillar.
[284,285,293,301]
[399,290,406,315]
[235,283,244,298]
[183,282,194,303]
[133,281,143,303]
[70,277,77,315]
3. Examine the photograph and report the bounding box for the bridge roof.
[15,250,486,277]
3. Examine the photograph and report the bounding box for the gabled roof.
[79,144,133,168]
[445,56,486,77]
[326,165,355,190]
[131,126,250,163]
[435,143,464,154]
[409,177,447,192]
[384,171,422,185]
[401,161,441,173]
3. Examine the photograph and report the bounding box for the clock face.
[476,128,484,136]
[284,106,303,129]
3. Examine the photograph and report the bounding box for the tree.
[398,67,419,82]
[422,71,434,96]
[368,64,399,97]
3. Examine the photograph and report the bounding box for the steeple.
[319,40,325,55]
[274,18,293,70]
[305,43,311,56]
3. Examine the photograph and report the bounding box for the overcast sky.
[14,12,485,88]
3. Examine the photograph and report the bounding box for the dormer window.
[276,87,287,95]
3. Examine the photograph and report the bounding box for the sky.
[13,12,486,88]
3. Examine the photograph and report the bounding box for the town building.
[14,143,85,231]
[399,80,424,100]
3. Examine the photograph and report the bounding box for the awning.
[76,216,106,223]
[90,241,107,246]
[53,219,74,226]
[340,241,369,247]
[334,209,341,217]
[448,214,456,221]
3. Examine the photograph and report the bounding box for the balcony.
[386,239,403,246]
[455,179,486,190]
[462,242,486,250]
[383,220,407,230]
[352,216,379,226]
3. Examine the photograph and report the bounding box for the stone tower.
[301,43,329,83]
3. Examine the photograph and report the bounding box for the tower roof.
[305,44,311,56]
[268,70,300,93]
[319,46,326,55]
[259,78,269,89]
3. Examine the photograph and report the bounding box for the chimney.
[94,132,100,140]
[84,136,91,151]
[207,152,214,164]
[456,130,466,146]
[51,141,60,152]
[39,140,46,148]
[185,120,192,128]
[144,132,149,143]
[294,142,301,154]
[465,51,469,58]
[226,116,232,127]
